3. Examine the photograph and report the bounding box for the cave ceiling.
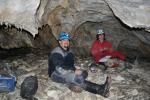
[0,0,150,36]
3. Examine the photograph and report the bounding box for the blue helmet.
[58,32,70,40]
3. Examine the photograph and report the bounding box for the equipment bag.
[0,75,16,92]
[20,76,38,99]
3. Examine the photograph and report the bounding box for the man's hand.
[100,47,108,52]
[103,47,108,51]
[75,69,82,75]
[109,48,113,52]
[103,47,113,53]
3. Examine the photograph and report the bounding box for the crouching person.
[91,29,126,70]
[48,32,111,97]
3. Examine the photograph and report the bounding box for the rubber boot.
[81,70,88,79]
[83,76,111,97]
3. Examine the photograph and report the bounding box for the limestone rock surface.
[0,0,40,36]
[106,0,150,28]
[0,0,150,36]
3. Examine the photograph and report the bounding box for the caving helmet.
[96,29,105,40]
[58,32,70,40]
[97,29,104,35]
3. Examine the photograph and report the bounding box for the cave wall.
[0,25,33,49]
[0,0,150,37]
[0,0,150,58]
[71,18,150,58]
[106,0,150,29]
[0,0,40,36]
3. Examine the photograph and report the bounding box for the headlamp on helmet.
[58,32,70,40]
[97,29,104,35]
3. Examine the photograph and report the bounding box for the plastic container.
[0,75,16,92]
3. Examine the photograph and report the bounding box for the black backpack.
[20,76,38,99]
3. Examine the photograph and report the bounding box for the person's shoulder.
[52,46,60,51]
[51,46,62,54]
[91,40,99,47]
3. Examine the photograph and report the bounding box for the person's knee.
[51,72,66,83]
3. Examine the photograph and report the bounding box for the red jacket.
[91,40,125,63]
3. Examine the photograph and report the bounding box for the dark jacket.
[48,46,75,77]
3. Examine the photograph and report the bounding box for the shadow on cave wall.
[0,24,57,60]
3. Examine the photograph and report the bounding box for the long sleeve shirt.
[48,46,75,76]
[91,40,125,63]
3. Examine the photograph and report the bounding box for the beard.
[64,46,69,51]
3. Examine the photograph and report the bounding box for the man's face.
[98,34,104,42]
[59,39,70,51]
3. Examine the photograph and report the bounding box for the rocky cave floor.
[0,49,150,100]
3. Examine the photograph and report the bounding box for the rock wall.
[71,18,150,58]
[0,0,150,58]
[106,0,150,28]
[0,0,40,36]
[0,25,33,49]
[0,0,150,36]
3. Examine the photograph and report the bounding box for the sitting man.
[48,31,111,97]
[91,29,126,70]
